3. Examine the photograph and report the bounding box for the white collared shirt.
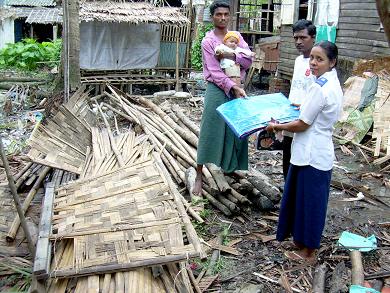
[290,69,343,171]
[284,55,315,137]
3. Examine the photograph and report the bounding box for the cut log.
[230,188,251,204]
[329,262,348,293]
[312,264,327,293]
[202,189,231,216]
[235,169,281,203]
[0,76,50,82]
[206,163,231,194]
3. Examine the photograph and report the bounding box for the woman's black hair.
[209,0,230,16]
[314,40,338,67]
[292,19,316,37]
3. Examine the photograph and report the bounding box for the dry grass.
[0,256,32,292]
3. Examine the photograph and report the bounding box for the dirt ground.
[1,82,389,292]
[172,87,390,292]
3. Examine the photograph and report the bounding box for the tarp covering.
[157,42,186,68]
[216,93,300,139]
[80,21,160,70]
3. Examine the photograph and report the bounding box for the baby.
[215,31,255,86]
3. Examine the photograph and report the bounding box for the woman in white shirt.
[266,41,343,263]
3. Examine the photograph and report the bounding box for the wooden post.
[185,1,193,69]
[62,0,70,102]
[33,182,55,280]
[175,26,180,91]
[0,137,35,257]
[53,24,58,41]
[30,25,34,38]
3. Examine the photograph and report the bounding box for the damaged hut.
[78,1,191,90]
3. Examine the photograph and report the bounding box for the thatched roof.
[79,1,189,25]
[26,7,62,24]
[5,0,56,7]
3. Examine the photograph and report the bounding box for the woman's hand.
[216,51,236,61]
[291,103,301,110]
[232,85,246,98]
[265,123,276,133]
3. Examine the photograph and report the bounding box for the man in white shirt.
[282,20,316,179]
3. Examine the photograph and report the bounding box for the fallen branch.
[253,272,303,293]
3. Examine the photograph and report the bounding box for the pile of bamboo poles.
[3,163,76,245]
[96,84,282,216]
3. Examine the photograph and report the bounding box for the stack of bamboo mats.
[27,86,95,174]
[51,156,200,277]
[26,86,204,292]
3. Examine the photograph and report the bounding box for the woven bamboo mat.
[80,127,153,178]
[27,88,95,174]
[46,128,198,291]
[372,70,390,156]
[47,239,191,293]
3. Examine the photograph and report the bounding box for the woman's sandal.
[284,251,317,264]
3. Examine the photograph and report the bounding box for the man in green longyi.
[193,0,253,195]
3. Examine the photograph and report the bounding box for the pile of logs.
[94,84,282,217]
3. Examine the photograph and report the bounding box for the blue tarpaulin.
[216,93,300,139]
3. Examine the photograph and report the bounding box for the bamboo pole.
[175,26,180,91]
[172,104,200,137]
[0,137,35,257]
[51,251,200,279]
[13,162,33,181]
[153,152,206,259]
[202,189,231,216]
[350,251,364,286]
[94,101,125,167]
[6,166,51,242]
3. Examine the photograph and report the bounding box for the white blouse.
[290,69,344,171]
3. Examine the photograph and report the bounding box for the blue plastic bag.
[216,93,300,139]
[349,285,380,293]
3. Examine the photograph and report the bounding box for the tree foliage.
[0,38,62,70]
[191,23,214,71]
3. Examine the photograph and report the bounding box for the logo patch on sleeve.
[315,77,328,87]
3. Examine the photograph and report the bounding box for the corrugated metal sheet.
[26,7,62,23]
[5,0,55,7]
[14,7,33,18]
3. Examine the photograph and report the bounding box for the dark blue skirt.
[276,164,332,249]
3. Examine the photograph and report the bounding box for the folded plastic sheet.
[216,93,300,139]
[337,231,377,252]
